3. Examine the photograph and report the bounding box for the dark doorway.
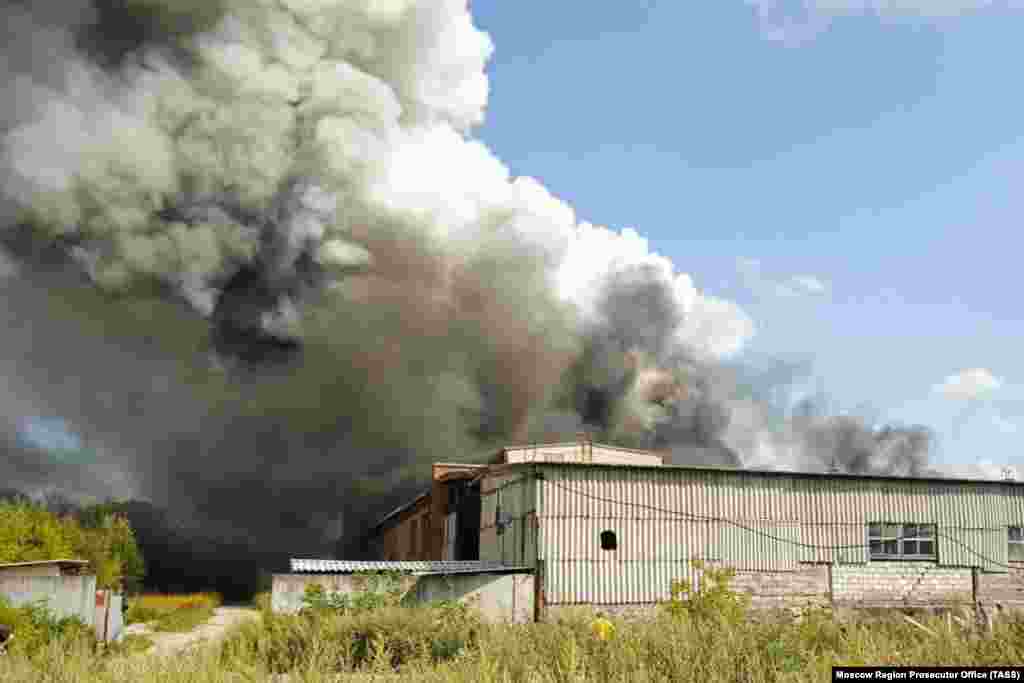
[455,481,481,561]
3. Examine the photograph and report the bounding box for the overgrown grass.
[3,573,1023,682]
[3,605,1024,682]
[126,592,222,624]
[152,603,216,632]
[125,591,222,633]
[105,633,155,656]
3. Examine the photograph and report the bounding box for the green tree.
[0,498,145,591]
[75,504,146,592]
[0,499,75,563]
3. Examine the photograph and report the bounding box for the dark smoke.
[0,0,958,599]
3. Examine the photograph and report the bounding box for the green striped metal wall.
[533,464,1024,604]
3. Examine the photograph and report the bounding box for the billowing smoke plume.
[0,0,958,591]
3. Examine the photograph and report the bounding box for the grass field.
[1,600,1023,681]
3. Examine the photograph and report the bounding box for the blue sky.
[470,1,1023,472]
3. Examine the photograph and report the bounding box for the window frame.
[1009,525,1024,562]
[867,522,937,561]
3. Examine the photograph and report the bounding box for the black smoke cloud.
[0,0,950,597]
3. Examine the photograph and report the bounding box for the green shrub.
[300,571,407,615]
[661,559,751,626]
[0,595,96,658]
[252,591,272,620]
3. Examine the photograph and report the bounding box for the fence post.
[103,591,111,642]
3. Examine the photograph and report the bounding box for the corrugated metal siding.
[1009,484,1024,523]
[537,465,1021,604]
[479,471,536,567]
[0,574,97,622]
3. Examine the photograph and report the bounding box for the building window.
[1010,526,1024,562]
[600,530,617,551]
[868,523,936,560]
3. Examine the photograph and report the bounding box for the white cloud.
[933,367,1003,400]
[745,0,1020,43]
[789,275,827,294]
[737,257,829,299]
[993,415,1019,434]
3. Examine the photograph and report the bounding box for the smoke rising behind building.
[0,0,986,592]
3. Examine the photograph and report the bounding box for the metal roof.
[290,559,531,575]
[0,559,89,569]
[514,459,1023,488]
[372,490,430,531]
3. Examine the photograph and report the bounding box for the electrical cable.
[542,477,1022,572]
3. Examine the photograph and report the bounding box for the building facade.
[368,437,1024,616]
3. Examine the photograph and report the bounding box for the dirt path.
[126,606,260,657]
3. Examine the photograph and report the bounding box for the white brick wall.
[832,562,972,607]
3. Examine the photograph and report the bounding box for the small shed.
[0,559,89,579]
[0,559,123,642]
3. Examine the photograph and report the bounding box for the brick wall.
[726,565,831,611]
[975,562,1024,613]
[832,562,972,608]
[541,565,830,620]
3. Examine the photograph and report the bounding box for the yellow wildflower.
[591,616,615,641]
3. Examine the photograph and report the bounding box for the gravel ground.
[126,606,260,657]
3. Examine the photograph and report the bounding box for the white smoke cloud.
[561,227,754,359]
[936,459,1017,481]
[933,367,1003,400]
[0,0,750,367]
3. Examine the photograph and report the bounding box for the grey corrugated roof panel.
[289,559,532,575]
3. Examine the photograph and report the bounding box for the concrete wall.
[272,572,533,623]
[832,562,973,608]
[414,573,534,623]
[271,573,419,614]
[976,562,1024,613]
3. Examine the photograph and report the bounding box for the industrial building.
[359,436,1024,617]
